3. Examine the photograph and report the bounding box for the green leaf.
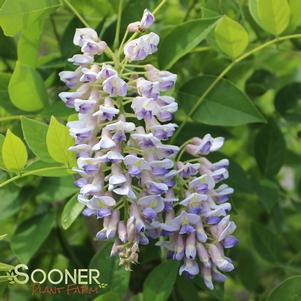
[36,177,78,202]
[130,294,143,301]
[0,234,7,240]
[93,292,120,301]
[69,0,112,28]
[8,61,47,112]
[214,16,249,58]
[0,0,60,36]
[0,262,14,272]
[236,247,260,291]
[2,129,27,171]
[158,18,219,69]
[257,180,280,213]
[46,116,75,166]
[250,223,283,263]
[289,0,301,29]
[268,276,301,301]
[143,260,179,301]
[0,184,21,220]
[178,75,265,126]
[254,120,286,177]
[274,83,301,115]
[11,212,55,263]
[248,0,263,28]
[0,133,5,169]
[0,27,16,59]
[61,194,84,230]
[17,18,45,66]
[249,0,290,35]
[21,117,54,163]
[89,243,130,298]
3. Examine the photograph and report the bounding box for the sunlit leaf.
[61,194,84,230]
[46,116,75,166]
[8,61,47,112]
[214,16,249,58]
[2,129,27,171]
[0,0,60,36]
[249,0,290,35]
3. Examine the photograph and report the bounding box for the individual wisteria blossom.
[58,6,237,290]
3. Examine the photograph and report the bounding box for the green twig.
[0,116,24,122]
[114,0,124,49]
[171,33,301,143]
[183,0,197,22]
[153,0,167,15]
[63,0,90,28]
[0,166,70,188]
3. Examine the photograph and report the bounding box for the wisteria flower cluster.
[58,8,237,290]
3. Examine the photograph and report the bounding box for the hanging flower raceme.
[58,7,237,290]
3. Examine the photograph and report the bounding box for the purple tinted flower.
[213,184,234,204]
[150,159,173,176]
[162,211,200,233]
[207,243,234,272]
[81,40,107,55]
[145,181,168,194]
[74,99,97,114]
[136,78,160,99]
[223,235,239,248]
[127,21,141,33]
[97,64,117,80]
[140,9,154,29]
[186,134,224,156]
[73,28,99,47]
[207,216,221,225]
[131,97,159,120]
[145,64,177,91]
[103,75,128,96]
[68,54,94,66]
[177,162,200,178]
[131,132,161,148]
[173,235,185,260]
[189,174,215,193]
[179,258,199,278]
[143,207,157,220]
[93,98,119,121]
[185,232,196,259]
[59,90,85,108]
[124,32,159,61]
[150,124,177,141]
[59,69,81,88]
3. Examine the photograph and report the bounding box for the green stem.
[63,0,90,28]
[0,166,70,188]
[0,116,23,122]
[192,46,211,53]
[153,0,167,15]
[183,0,197,21]
[171,33,301,143]
[114,0,124,49]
